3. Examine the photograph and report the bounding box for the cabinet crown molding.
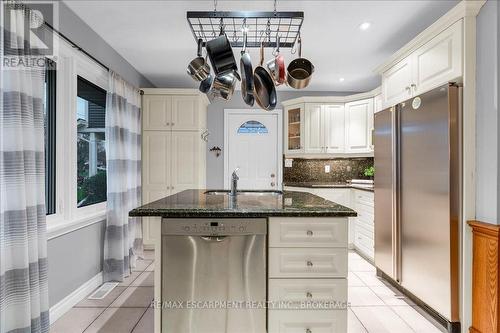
[140,88,209,105]
[373,0,486,75]
[281,87,381,107]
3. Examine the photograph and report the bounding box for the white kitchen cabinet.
[141,89,208,247]
[304,104,324,154]
[352,190,375,260]
[284,103,305,155]
[381,20,463,108]
[345,98,374,154]
[323,104,346,154]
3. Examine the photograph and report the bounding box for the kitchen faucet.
[230,167,240,196]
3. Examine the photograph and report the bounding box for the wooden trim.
[468,220,500,333]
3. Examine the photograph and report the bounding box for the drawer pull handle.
[306,260,313,267]
[306,329,312,333]
[306,230,313,237]
[306,292,313,298]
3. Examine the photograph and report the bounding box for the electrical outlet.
[346,165,352,172]
[325,165,331,173]
[285,159,293,168]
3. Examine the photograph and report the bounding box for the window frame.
[45,59,57,215]
[46,36,109,238]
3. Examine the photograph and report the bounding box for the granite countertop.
[284,181,374,192]
[129,189,357,218]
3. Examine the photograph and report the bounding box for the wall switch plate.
[285,159,293,168]
[325,165,331,173]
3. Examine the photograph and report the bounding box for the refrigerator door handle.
[394,104,402,283]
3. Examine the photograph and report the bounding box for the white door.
[170,131,203,194]
[323,104,345,154]
[225,111,280,190]
[305,103,324,154]
[171,95,200,131]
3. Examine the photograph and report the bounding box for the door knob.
[271,182,276,187]
[306,230,313,236]
[270,173,275,178]
[306,260,313,267]
[306,329,312,333]
[306,291,313,298]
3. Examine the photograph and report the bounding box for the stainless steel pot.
[210,72,237,100]
[286,35,314,89]
[187,39,211,82]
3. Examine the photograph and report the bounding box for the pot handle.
[298,34,302,58]
[197,38,203,57]
[260,42,264,66]
[242,29,248,54]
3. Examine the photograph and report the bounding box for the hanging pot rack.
[187,2,304,49]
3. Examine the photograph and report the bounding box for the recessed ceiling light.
[339,77,345,82]
[359,22,371,31]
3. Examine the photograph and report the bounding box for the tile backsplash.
[283,157,374,183]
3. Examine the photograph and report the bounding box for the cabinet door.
[304,103,324,154]
[345,98,374,153]
[284,104,304,154]
[323,104,345,154]
[382,57,413,108]
[412,20,462,96]
[142,95,172,130]
[374,94,383,113]
[170,131,202,193]
[170,95,200,131]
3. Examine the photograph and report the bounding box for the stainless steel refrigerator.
[374,83,461,330]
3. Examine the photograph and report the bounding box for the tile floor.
[51,250,446,333]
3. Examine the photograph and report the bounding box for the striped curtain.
[0,5,50,333]
[103,71,143,282]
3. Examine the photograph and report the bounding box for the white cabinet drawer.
[269,279,347,306]
[269,218,348,248]
[355,218,374,235]
[354,191,374,208]
[269,310,347,333]
[354,227,374,260]
[269,248,348,278]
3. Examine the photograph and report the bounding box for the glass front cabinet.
[284,103,305,155]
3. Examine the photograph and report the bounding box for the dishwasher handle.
[200,236,227,242]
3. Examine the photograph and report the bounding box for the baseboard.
[49,272,103,324]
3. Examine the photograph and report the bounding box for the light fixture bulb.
[359,22,371,31]
[339,77,345,82]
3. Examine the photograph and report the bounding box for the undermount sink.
[204,190,283,196]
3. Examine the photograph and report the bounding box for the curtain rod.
[44,22,144,95]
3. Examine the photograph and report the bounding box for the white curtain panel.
[0,5,50,333]
[103,71,143,282]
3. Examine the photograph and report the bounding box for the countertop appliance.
[374,84,461,332]
[161,218,267,333]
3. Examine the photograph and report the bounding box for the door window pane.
[77,76,107,208]
[237,120,268,134]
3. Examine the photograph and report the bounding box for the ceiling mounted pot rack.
[187,0,304,49]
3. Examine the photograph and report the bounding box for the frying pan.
[253,43,277,111]
[287,35,314,89]
[240,30,254,106]
[187,39,211,82]
[206,28,241,81]
[266,36,286,85]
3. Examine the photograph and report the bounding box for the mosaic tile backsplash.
[283,157,374,183]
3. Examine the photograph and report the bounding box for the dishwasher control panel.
[162,218,267,236]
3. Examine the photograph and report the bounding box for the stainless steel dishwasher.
[161,218,267,333]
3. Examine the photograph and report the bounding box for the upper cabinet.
[142,90,208,131]
[283,94,376,157]
[381,20,463,108]
[345,99,374,154]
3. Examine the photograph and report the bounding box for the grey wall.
[48,221,106,306]
[47,2,154,88]
[206,90,356,189]
[476,0,499,225]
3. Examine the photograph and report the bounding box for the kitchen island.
[130,189,357,333]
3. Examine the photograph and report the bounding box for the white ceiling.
[64,0,458,92]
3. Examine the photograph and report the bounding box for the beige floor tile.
[145,262,155,272]
[132,271,154,287]
[50,307,104,333]
[370,286,414,306]
[76,286,127,308]
[348,271,365,286]
[119,271,142,287]
[132,308,154,333]
[348,286,385,306]
[133,259,153,272]
[392,306,445,333]
[353,271,386,287]
[349,259,376,272]
[348,308,368,333]
[83,307,147,333]
[110,286,154,308]
[351,306,414,333]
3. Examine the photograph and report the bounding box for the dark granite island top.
[129,189,357,218]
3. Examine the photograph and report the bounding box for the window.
[76,76,107,208]
[44,60,56,215]
[237,120,268,134]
